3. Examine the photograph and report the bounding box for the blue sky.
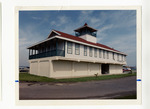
[19,10,136,66]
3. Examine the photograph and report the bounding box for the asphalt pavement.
[19,76,136,100]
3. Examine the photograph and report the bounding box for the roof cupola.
[74,23,98,43]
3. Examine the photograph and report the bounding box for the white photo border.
[15,6,142,105]
[0,3,2,101]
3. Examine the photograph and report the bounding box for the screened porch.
[28,38,65,59]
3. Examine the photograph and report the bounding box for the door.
[101,64,109,74]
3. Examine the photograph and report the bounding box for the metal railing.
[29,49,65,59]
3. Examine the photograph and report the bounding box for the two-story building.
[27,23,127,78]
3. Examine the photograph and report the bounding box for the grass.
[19,72,136,83]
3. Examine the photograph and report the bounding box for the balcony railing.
[29,49,65,59]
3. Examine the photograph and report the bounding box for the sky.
[19,10,136,67]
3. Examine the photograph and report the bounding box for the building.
[27,23,127,79]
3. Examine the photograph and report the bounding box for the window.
[75,43,80,55]
[84,46,87,56]
[89,47,92,57]
[103,50,105,59]
[99,49,101,58]
[113,52,115,60]
[107,51,109,59]
[117,54,119,61]
[67,42,72,54]
[121,55,123,61]
[94,48,97,57]
[124,56,126,61]
[123,55,126,61]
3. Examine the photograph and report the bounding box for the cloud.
[50,21,56,26]
[98,24,114,33]
[31,16,41,20]
[19,26,43,47]
[59,16,68,24]
[19,10,136,66]
[19,24,45,66]
[80,10,94,15]
[103,33,136,66]
[19,37,31,48]
[96,24,114,42]
[78,10,95,24]
[105,34,136,54]
[50,15,69,27]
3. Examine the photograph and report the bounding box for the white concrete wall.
[29,57,123,79]
[52,60,72,78]
[29,58,51,77]
[65,41,126,65]
[51,60,101,78]
[79,34,97,43]
[89,63,101,75]
[74,62,88,76]
[30,61,38,75]
[39,60,50,77]
[109,64,123,74]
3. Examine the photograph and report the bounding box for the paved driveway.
[19,76,136,100]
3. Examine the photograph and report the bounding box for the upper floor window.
[117,54,119,61]
[89,47,93,57]
[67,42,72,54]
[124,56,126,61]
[99,49,101,58]
[94,48,97,57]
[107,51,109,59]
[103,50,105,59]
[75,43,80,55]
[84,46,87,56]
[121,55,123,61]
[113,52,115,60]
[123,55,126,61]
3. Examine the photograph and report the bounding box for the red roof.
[50,30,125,55]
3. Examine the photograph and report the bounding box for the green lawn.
[19,72,136,83]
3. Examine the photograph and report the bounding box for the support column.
[29,49,30,56]
[56,39,58,56]
[64,41,65,56]
[34,48,35,55]
[45,42,47,57]
[32,49,33,55]
[35,47,37,59]
[29,49,30,59]
[45,42,46,52]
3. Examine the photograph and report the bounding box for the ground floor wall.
[52,61,101,78]
[29,59,51,77]
[109,64,123,74]
[29,58,123,79]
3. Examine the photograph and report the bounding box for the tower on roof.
[74,23,98,43]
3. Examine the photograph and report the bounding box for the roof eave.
[27,36,56,49]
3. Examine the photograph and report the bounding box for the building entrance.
[101,64,109,74]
